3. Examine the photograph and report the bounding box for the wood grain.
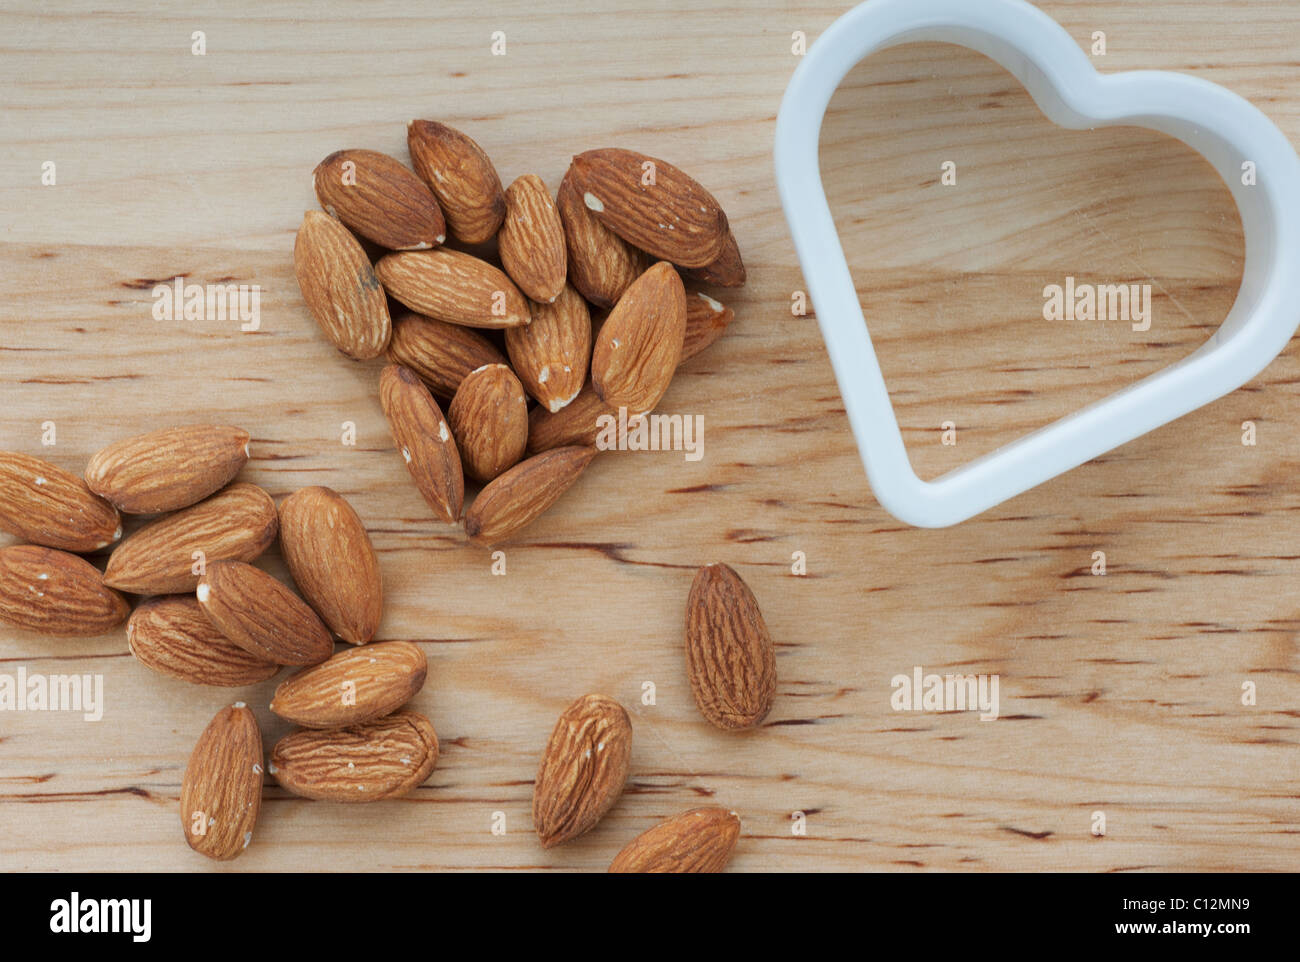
[1,0,1298,872]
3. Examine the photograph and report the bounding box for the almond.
[591,261,686,417]
[270,641,427,729]
[85,424,251,514]
[387,311,507,398]
[464,446,595,545]
[533,693,632,848]
[498,174,567,303]
[270,709,439,802]
[685,563,776,730]
[277,486,383,645]
[312,149,445,251]
[0,452,121,552]
[447,363,528,483]
[180,703,263,861]
[407,120,506,244]
[556,168,649,309]
[568,148,727,268]
[681,290,734,362]
[505,283,591,413]
[197,560,333,666]
[0,545,129,636]
[526,381,616,455]
[378,364,465,524]
[375,249,529,329]
[608,807,741,873]
[294,210,392,360]
[102,482,277,595]
[681,228,746,287]
[127,595,279,687]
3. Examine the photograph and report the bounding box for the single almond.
[526,381,616,455]
[197,561,333,666]
[556,169,649,309]
[102,482,277,595]
[498,174,567,303]
[447,363,529,483]
[608,807,742,873]
[375,249,530,329]
[294,210,392,360]
[681,290,734,362]
[685,563,777,730]
[180,703,263,861]
[85,424,251,515]
[681,228,746,287]
[464,446,595,545]
[387,310,507,398]
[277,486,383,646]
[591,261,686,417]
[505,283,592,413]
[378,365,465,523]
[0,452,121,552]
[312,149,445,251]
[0,545,129,636]
[533,693,632,848]
[568,148,727,268]
[270,709,439,802]
[128,595,279,687]
[270,641,427,729]
[407,120,506,244]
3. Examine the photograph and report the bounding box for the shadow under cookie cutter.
[775,0,1300,527]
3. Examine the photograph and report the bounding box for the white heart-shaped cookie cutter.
[775,0,1300,527]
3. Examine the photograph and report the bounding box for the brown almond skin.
[270,709,439,802]
[685,563,776,730]
[407,120,506,244]
[313,149,445,251]
[506,283,592,413]
[681,228,746,287]
[591,261,687,417]
[387,311,507,399]
[0,452,121,552]
[128,595,279,687]
[378,365,465,524]
[294,210,392,360]
[533,694,632,848]
[0,545,129,636]
[609,807,742,873]
[681,290,734,362]
[526,382,616,455]
[198,561,333,666]
[557,169,649,309]
[464,446,596,546]
[375,249,530,329]
[180,704,263,861]
[102,482,278,595]
[568,148,727,268]
[498,174,567,303]
[85,425,250,515]
[447,363,529,483]
[270,641,427,729]
[277,487,383,646]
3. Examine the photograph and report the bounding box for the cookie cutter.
[775,0,1300,527]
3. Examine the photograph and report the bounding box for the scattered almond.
[270,641,427,729]
[128,595,279,687]
[608,807,741,873]
[180,703,263,861]
[685,563,776,730]
[591,261,687,417]
[447,363,528,483]
[294,210,393,360]
[556,168,649,309]
[526,381,616,455]
[312,148,445,251]
[498,174,567,303]
[533,694,632,848]
[505,283,591,412]
[85,424,251,514]
[407,120,506,244]
[376,248,530,329]
[464,446,595,545]
[681,291,734,362]
[0,452,121,552]
[0,544,129,636]
[387,310,507,399]
[378,365,465,523]
[270,709,439,802]
[197,561,333,667]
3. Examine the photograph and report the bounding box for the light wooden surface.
[2,0,1298,872]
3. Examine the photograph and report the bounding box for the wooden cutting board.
[1,0,1297,871]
